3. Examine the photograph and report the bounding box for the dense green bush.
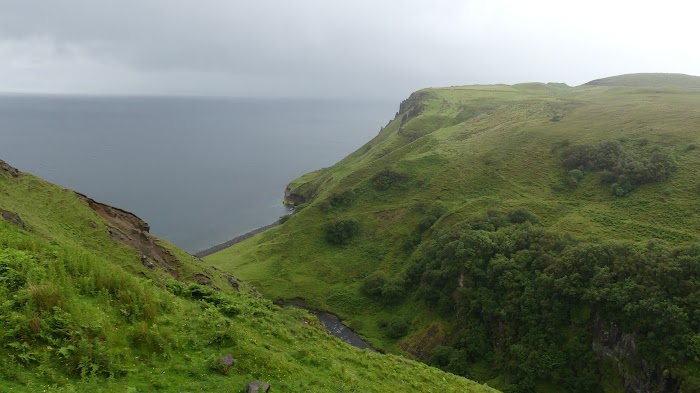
[409,211,700,391]
[329,190,355,207]
[371,169,408,191]
[325,219,360,245]
[361,272,386,297]
[559,141,676,196]
[417,204,448,233]
[322,190,356,212]
[430,346,472,377]
[383,316,410,339]
[361,272,407,302]
[566,169,584,186]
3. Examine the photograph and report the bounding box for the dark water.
[276,299,376,351]
[313,311,377,351]
[0,94,396,252]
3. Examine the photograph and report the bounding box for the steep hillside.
[206,80,700,392]
[0,160,495,392]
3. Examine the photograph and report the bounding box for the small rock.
[219,354,235,375]
[141,254,155,269]
[88,220,98,228]
[226,275,240,291]
[221,354,235,367]
[246,381,271,393]
[0,210,26,230]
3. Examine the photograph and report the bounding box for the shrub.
[325,220,359,245]
[384,316,409,339]
[567,169,584,186]
[381,276,407,302]
[558,141,676,196]
[361,273,386,297]
[430,345,454,367]
[362,273,407,302]
[371,169,407,191]
[550,182,567,192]
[417,204,447,233]
[507,209,539,225]
[328,190,355,208]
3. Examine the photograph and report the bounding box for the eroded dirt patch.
[76,192,182,279]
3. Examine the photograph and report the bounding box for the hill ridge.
[584,72,700,88]
[207,80,700,392]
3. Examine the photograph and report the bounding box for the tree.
[325,219,359,245]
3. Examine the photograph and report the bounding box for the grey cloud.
[0,0,698,98]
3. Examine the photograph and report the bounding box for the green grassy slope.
[0,161,495,393]
[206,77,700,391]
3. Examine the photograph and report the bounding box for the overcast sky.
[0,0,698,99]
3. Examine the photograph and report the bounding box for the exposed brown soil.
[75,192,181,279]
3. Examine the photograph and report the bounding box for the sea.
[0,94,397,253]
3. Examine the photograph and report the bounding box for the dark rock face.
[0,160,21,178]
[0,210,27,230]
[283,186,307,206]
[246,381,271,393]
[593,315,680,393]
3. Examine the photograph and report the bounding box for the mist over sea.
[0,94,396,252]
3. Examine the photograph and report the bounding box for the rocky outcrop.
[593,315,680,393]
[283,186,307,206]
[0,209,27,230]
[76,192,181,278]
[0,160,21,178]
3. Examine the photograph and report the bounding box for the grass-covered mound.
[584,73,700,88]
[0,161,495,393]
[207,78,700,391]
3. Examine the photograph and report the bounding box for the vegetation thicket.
[0,163,494,392]
[207,74,700,392]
